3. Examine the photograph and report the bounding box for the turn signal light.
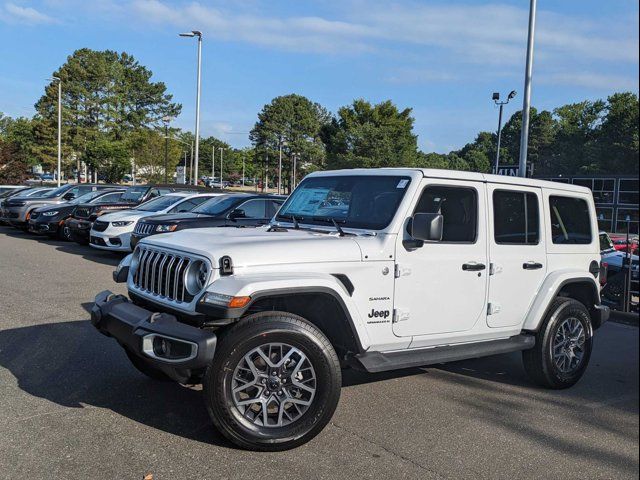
[228,296,251,308]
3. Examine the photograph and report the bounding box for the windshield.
[135,195,184,212]
[70,190,108,205]
[121,186,148,202]
[192,195,245,216]
[276,175,411,230]
[40,185,71,198]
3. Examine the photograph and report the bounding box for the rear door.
[487,184,546,328]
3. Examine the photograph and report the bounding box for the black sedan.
[130,194,285,249]
[28,188,126,240]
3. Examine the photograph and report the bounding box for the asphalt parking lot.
[0,225,638,480]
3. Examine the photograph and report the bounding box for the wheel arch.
[523,272,601,332]
[244,287,365,358]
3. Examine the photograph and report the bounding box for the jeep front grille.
[133,248,195,303]
[134,222,155,236]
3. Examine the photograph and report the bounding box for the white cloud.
[1,2,57,25]
[539,72,640,91]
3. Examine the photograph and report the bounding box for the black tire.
[124,349,172,381]
[58,223,72,241]
[523,297,593,389]
[203,311,341,451]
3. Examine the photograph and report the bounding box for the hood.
[35,203,73,213]
[100,209,153,222]
[141,212,216,224]
[140,226,364,267]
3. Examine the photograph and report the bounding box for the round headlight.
[185,260,209,295]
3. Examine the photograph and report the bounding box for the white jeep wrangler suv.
[91,168,609,451]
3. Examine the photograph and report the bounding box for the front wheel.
[523,297,593,389]
[203,312,341,451]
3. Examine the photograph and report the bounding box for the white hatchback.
[89,192,222,252]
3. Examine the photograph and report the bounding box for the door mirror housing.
[411,213,444,242]
[228,208,246,220]
[62,192,76,200]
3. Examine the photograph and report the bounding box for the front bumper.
[28,218,62,235]
[89,230,133,252]
[67,218,92,243]
[91,290,217,382]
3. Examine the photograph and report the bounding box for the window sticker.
[397,179,409,189]
[286,188,331,215]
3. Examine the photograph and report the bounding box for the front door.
[486,184,546,327]
[393,180,488,337]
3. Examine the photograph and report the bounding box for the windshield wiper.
[278,214,303,229]
[310,216,352,236]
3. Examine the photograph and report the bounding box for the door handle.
[462,262,486,271]
[523,262,543,270]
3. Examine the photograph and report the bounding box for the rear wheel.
[523,297,593,389]
[203,311,341,451]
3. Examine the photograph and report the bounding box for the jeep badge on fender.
[91,167,609,451]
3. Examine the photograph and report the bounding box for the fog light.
[141,334,198,363]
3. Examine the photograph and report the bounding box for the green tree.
[34,48,181,176]
[323,99,418,170]
[597,92,639,174]
[500,108,557,174]
[250,94,329,191]
[83,137,130,183]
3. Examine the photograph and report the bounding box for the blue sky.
[1,0,638,153]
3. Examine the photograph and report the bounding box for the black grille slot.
[93,220,109,232]
[133,248,195,303]
[134,222,155,236]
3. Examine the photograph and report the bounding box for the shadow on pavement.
[0,226,125,267]
[0,320,234,449]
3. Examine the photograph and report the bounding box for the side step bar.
[352,334,535,373]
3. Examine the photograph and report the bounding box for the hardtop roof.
[307,168,592,195]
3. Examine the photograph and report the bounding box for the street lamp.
[218,147,226,187]
[518,0,537,178]
[277,135,286,195]
[47,76,62,186]
[491,90,517,174]
[162,116,171,183]
[291,152,299,190]
[179,30,203,185]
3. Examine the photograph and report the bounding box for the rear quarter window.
[549,196,592,244]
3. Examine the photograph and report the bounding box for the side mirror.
[228,208,246,220]
[62,192,75,200]
[411,213,444,242]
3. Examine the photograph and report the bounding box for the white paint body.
[128,168,601,354]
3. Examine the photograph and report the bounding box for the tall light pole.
[242,154,245,187]
[219,147,225,187]
[211,145,215,185]
[291,152,299,191]
[48,76,62,186]
[179,30,203,185]
[277,136,284,195]
[162,116,171,183]
[519,0,537,178]
[491,90,517,174]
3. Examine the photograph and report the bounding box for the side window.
[158,188,173,195]
[493,190,539,244]
[237,199,267,218]
[147,188,160,199]
[549,196,592,244]
[414,186,477,243]
[64,187,80,199]
[269,200,284,216]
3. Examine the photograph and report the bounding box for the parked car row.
[1,182,286,253]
